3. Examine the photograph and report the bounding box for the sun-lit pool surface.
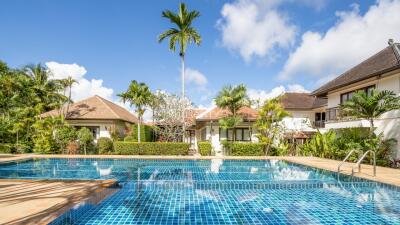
[1,158,399,224]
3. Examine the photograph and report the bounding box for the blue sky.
[1,0,399,109]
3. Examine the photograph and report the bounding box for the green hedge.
[98,137,113,154]
[222,141,266,156]
[198,142,212,156]
[126,125,153,142]
[114,142,190,155]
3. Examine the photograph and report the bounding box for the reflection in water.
[92,161,113,177]
[210,159,223,173]
[195,190,221,201]
[271,167,311,180]
[238,192,260,203]
[250,167,258,174]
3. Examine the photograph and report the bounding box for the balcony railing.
[313,120,326,128]
[326,107,356,122]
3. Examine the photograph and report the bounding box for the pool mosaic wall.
[1,158,399,224]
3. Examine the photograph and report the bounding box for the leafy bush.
[300,131,337,158]
[299,128,397,167]
[66,141,80,154]
[114,142,189,155]
[0,144,13,153]
[55,126,77,153]
[98,137,113,154]
[127,125,153,142]
[222,141,266,156]
[198,142,212,156]
[124,136,137,142]
[77,127,94,155]
[32,118,59,154]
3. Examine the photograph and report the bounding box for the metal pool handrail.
[338,149,359,173]
[351,150,376,177]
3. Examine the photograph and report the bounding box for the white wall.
[99,125,111,138]
[195,123,258,155]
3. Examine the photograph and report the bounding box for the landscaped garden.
[1,57,399,168]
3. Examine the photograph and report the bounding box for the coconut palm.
[158,3,201,140]
[215,84,250,141]
[24,64,65,113]
[118,80,152,143]
[255,96,291,153]
[340,89,400,135]
[64,76,78,115]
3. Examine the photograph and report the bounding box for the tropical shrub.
[299,128,397,166]
[98,137,114,154]
[300,131,336,158]
[198,141,212,156]
[222,141,266,156]
[0,144,13,153]
[66,141,80,154]
[54,126,77,153]
[31,117,59,154]
[77,127,94,155]
[124,136,137,142]
[114,142,190,155]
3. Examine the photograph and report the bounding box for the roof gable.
[196,106,258,121]
[41,95,138,123]
[281,93,327,110]
[313,44,400,96]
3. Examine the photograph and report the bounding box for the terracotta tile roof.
[313,44,400,96]
[281,93,327,110]
[196,106,258,121]
[41,95,138,123]
[185,109,206,126]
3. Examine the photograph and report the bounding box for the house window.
[227,129,234,141]
[219,128,251,141]
[201,128,207,141]
[340,85,375,104]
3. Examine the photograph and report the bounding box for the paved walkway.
[0,179,115,225]
[281,156,400,187]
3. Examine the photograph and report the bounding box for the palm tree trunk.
[138,115,141,143]
[181,55,186,143]
[370,118,375,136]
[66,85,72,117]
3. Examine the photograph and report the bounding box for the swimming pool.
[1,158,399,224]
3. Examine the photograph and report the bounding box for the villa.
[313,41,400,157]
[41,95,138,139]
[189,93,327,153]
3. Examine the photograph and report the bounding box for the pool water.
[1,158,399,224]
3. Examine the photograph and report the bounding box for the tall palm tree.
[215,84,250,141]
[158,3,201,140]
[24,64,64,113]
[64,76,78,116]
[118,80,152,143]
[340,90,400,135]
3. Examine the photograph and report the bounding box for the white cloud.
[248,83,309,103]
[279,0,400,80]
[217,0,297,62]
[248,86,286,102]
[287,84,309,93]
[185,68,208,86]
[46,61,114,101]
